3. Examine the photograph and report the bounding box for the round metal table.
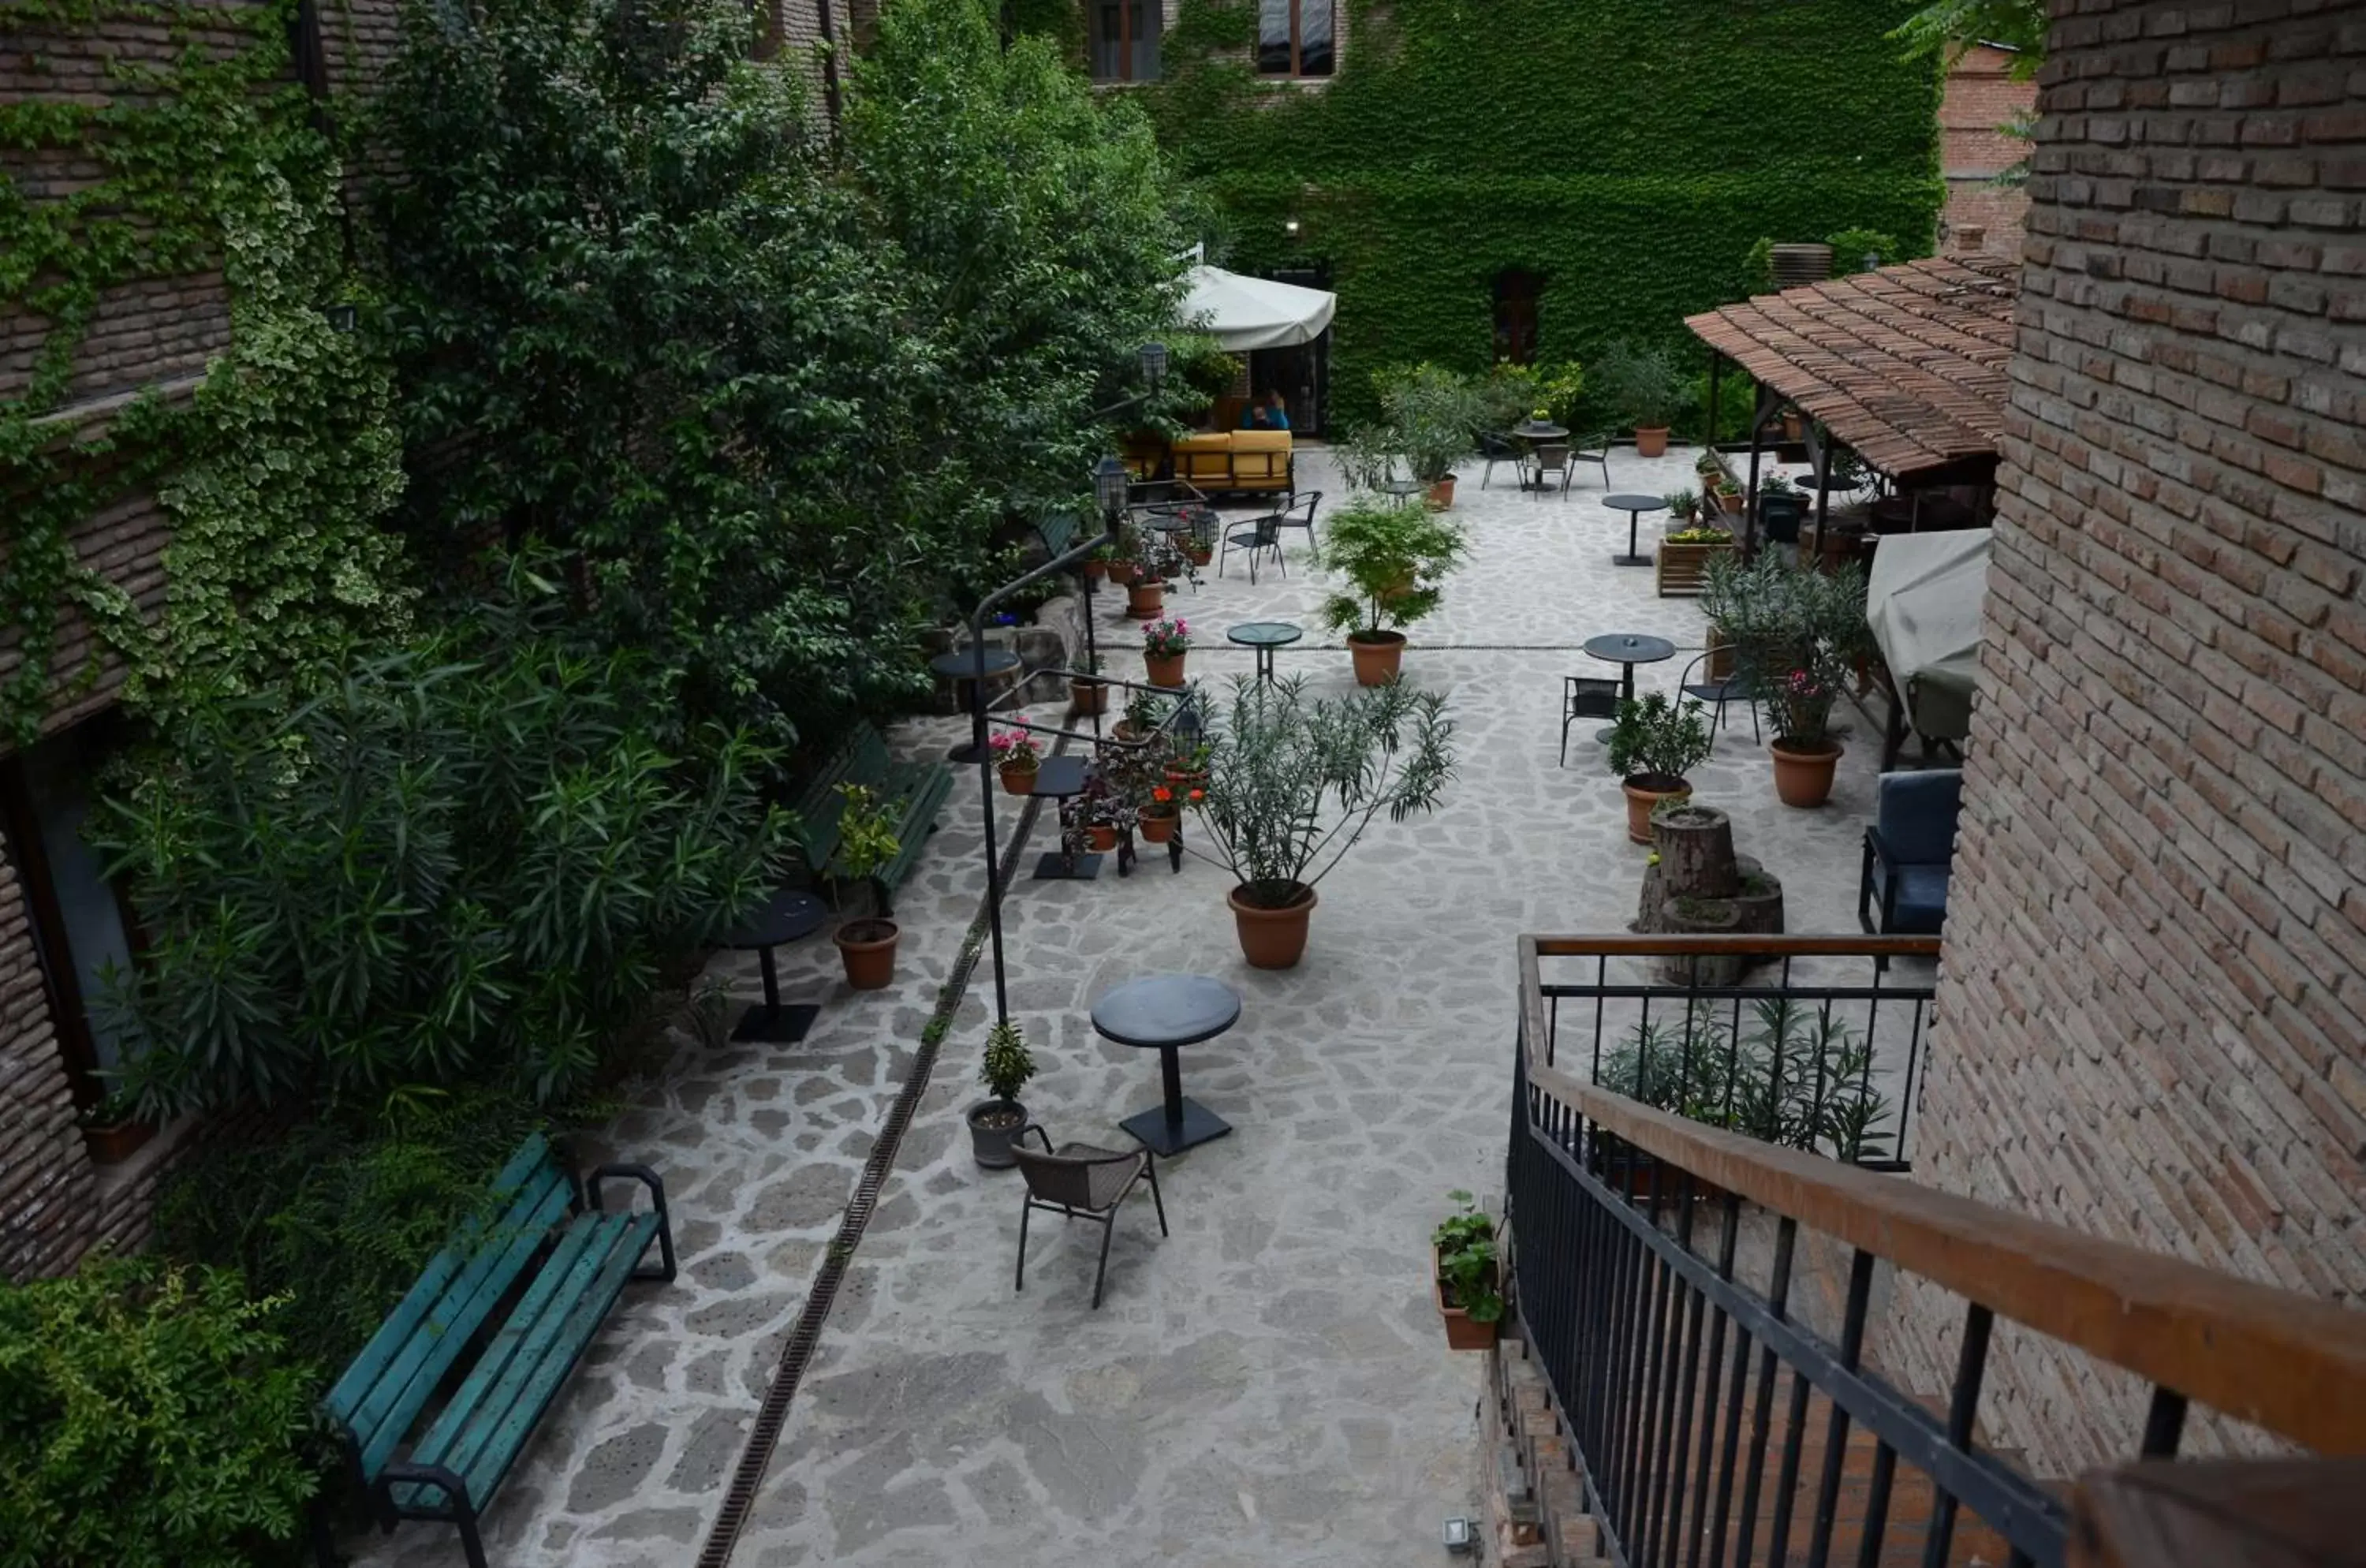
[1226,620,1303,684]
[1380,477,1428,507]
[1603,493,1669,567]
[1582,633,1678,744]
[931,645,1021,763]
[1092,974,1243,1156]
[1513,423,1570,491]
[719,888,830,1043]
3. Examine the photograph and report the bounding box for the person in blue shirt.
[1241,389,1291,431]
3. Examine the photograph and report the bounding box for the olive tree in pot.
[1595,340,1689,459]
[1188,676,1456,969]
[1379,363,1485,508]
[830,783,901,989]
[968,1019,1036,1169]
[1315,498,1468,686]
[1607,692,1713,843]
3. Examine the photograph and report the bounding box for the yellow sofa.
[1170,430,1294,494]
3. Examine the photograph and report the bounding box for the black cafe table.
[1028,754,1101,882]
[1092,973,1243,1156]
[720,888,830,1043]
[1603,493,1669,567]
[1582,633,1678,743]
[1513,421,1570,490]
[931,645,1021,764]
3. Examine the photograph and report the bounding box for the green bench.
[322,1135,674,1568]
[790,721,953,908]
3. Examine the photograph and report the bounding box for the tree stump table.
[1631,804,1786,987]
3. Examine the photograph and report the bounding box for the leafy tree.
[1890,0,2047,76]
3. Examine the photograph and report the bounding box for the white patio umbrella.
[1181,263,1336,351]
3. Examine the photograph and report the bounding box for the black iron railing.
[1506,935,2366,1568]
[1536,935,1937,1171]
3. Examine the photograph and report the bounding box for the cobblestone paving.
[355,444,1916,1568]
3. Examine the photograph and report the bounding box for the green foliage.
[1600,1000,1893,1163]
[830,782,902,909]
[151,1085,571,1372]
[1432,1190,1502,1323]
[0,0,410,744]
[1315,498,1468,640]
[1827,228,1904,274]
[1099,0,1941,424]
[1663,487,1700,521]
[1188,675,1455,906]
[1371,362,1487,480]
[91,573,788,1115]
[0,1257,319,1568]
[1592,340,1689,431]
[1475,360,1585,432]
[978,1020,1037,1104]
[1890,0,2047,76]
[1606,692,1712,786]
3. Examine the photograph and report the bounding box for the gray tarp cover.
[1866,528,1991,742]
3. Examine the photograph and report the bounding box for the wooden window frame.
[1257,0,1334,80]
[1089,0,1158,84]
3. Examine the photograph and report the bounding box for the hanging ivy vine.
[0,0,409,745]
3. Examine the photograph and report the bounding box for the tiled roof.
[1685,255,2019,481]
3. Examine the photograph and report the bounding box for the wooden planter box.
[1656,538,1738,597]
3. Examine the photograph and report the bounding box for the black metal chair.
[1559,675,1622,766]
[1011,1127,1168,1309]
[1859,770,1965,936]
[1671,646,1760,752]
[1270,488,1323,562]
[1479,432,1524,489]
[1570,431,1614,490]
[1528,443,1574,500]
[1219,504,1287,583]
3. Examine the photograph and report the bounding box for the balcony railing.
[1508,934,2366,1568]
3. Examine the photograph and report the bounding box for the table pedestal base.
[1610,553,1653,568]
[731,1002,819,1044]
[1031,851,1103,882]
[1120,1097,1231,1156]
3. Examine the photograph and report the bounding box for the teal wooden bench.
[321,1135,674,1568]
[789,721,953,909]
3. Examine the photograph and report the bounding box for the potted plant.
[1607,692,1713,843]
[968,1019,1036,1169]
[1377,363,1484,508]
[1594,340,1688,458]
[1764,657,1845,807]
[1138,782,1185,843]
[1069,653,1109,717]
[1084,541,1112,583]
[1112,688,1162,745]
[1663,487,1701,525]
[79,1089,154,1166]
[1432,1190,1504,1350]
[1142,615,1192,688]
[990,729,1041,794]
[1187,676,1455,969]
[829,783,902,990]
[1315,498,1469,685]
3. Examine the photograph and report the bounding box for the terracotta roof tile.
[1685,256,2018,480]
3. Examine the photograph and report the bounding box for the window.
[1088,0,1160,82]
[1256,0,1333,78]
[1494,269,1543,366]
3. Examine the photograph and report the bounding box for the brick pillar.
[0,831,99,1281]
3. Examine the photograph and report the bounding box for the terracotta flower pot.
[1435,1246,1501,1351]
[998,761,1038,796]
[1769,740,1842,808]
[1126,581,1165,619]
[1634,426,1670,458]
[1425,475,1457,510]
[1349,630,1405,687]
[1138,809,1178,844]
[1621,775,1692,844]
[1144,650,1187,688]
[1087,823,1121,852]
[1084,558,1108,582]
[1106,559,1136,587]
[968,1099,1027,1169]
[1720,491,1745,516]
[1069,678,1108,716]
[1227,883,1317,969]
[834,918,899,990]
[1185,543,1213,567]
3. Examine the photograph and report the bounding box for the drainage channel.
[693,739,1063,1568]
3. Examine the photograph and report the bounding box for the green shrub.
[0,1258,319,1568]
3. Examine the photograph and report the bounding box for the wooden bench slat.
[348,1170,573,1478]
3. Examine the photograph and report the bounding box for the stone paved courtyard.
[356,442,1928,1567]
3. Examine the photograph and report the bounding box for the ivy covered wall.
[1047,0,1943,422]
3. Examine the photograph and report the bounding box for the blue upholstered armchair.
[1858,770,1965,935]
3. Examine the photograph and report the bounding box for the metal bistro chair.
[1219,503,1287,583]
[1529,443,1574,500]
[1569,430,1614,491]
[1011,1126,1169,1309]
[1559,674,1623,766]
[1479,431,1524,489]
[1672,645,1760,752]
[1271,488,1322,562]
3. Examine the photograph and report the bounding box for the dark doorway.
[1251,264,1330,436]
[1494,268,1543,365]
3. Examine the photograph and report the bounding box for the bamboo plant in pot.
[1315,498,1468,686]
[1379,363,1484,508]
[968,1019,1036,1169]
[829,783,902,989]
[1607,692,1714,843]
[1595,340,1689,459]
[1186,676,1456,969]
[1432,1190,1505,1350]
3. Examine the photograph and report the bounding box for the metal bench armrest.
[588,1163,677,1282]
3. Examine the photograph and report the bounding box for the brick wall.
[1897,0,2366,1474]
[0,846,91,1282]
[1942,42,2038,258]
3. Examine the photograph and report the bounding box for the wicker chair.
[1012,1126,1169,1309]
[1528,443,1575,499]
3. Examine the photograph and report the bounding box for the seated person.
[1240,388,1291,432]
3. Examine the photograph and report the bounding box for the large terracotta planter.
[1621,774,1692,844]
[1349,630,1405,687]
[834,918,899,990]
[1634,426,1670,458]
[1126,581,1165,619]
[1426,475,1457,510]
[1144,650,1187,688]
[1769,740,1842,808]
[1228,883,1317,969]
[1435,1246,1501,1351]
[998,761,1038,796]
